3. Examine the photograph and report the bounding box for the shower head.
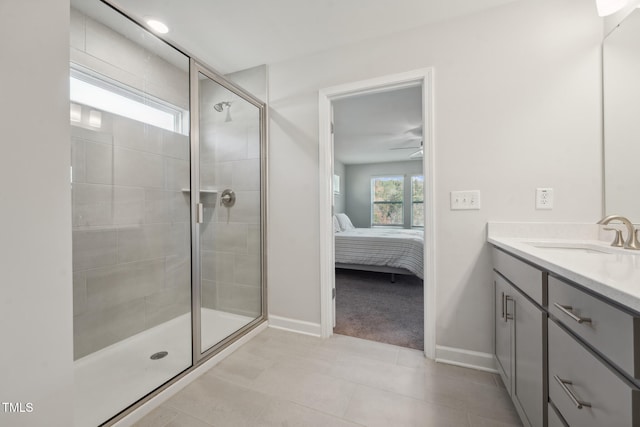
[213,101,231,112]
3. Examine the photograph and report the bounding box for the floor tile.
[132,406,178,427]
[254,400,364,427]
[344,384,470,427]
[134,327,522,427]
[468,412,523,427]
[249,359,357,417]
[165,376,272,426]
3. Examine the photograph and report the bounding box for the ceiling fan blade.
[389,146,421,150]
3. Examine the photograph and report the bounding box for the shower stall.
[69,3,267,425]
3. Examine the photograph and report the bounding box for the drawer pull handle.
[554,303,592,324]
[554,375,592,409]
[505,295,514,321]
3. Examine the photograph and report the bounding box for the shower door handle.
[197,203,204,224]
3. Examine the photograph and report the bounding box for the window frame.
[370,175,405,227]
[411,174,425,228]
[69,65,187,134]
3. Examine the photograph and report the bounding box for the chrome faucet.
[597,215,640,250]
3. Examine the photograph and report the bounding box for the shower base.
[73,308,254,427]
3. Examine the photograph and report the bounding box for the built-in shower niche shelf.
[181,188,218,194]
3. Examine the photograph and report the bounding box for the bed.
[334,224,424,281]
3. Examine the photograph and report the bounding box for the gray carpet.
[334,269,424,350]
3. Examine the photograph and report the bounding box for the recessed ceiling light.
[146,19,169,34]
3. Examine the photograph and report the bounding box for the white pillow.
[333,215,341,233]
[336,213,355,231]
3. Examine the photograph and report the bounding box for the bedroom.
[331,85,426,350]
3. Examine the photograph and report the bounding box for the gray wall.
[0,1,74,425]
[344,160,423,228]
[333,159,346,214]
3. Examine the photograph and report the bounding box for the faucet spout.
[597,215,640,250]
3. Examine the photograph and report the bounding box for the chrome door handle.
[554,375,592,409]
[196,203,204,224]
[554,303,592,324]
[501,291,505,320]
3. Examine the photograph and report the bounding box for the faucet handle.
[603,227,624,247]
[632,228,640,250]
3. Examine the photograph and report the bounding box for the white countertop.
[487,222,640,313]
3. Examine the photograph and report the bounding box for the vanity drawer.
[548,402,568,427]
[549,321,640,427]
[492,247,544,305]
[549,276,640,378]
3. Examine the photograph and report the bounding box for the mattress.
[334,228,424,279]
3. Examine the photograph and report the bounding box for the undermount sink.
[524,241,616,255]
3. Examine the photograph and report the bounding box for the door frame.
[318,68,436,359]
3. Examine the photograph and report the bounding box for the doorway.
[318,69,435,358]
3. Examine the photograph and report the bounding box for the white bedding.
[334,228,424,279]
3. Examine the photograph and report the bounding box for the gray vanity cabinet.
[493,248,546,427]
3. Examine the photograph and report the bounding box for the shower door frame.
[189,59,268,364]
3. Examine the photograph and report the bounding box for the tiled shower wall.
[71,119,191,360]
[199,80,262,319]
[70,7,192,360]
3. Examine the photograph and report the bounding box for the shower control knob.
[220,189,236,207]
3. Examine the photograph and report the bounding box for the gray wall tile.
[85,259,165,312]
[234,253,261,286]
[114,147,163,188]
[164,157,189,190]
[162,130,189,160]
[113,116,163,154]
[73,298,147,359]
[117,224,166,263]
[85,141,114,185]
[73,271,87,316]
[144,285,190,329]
[232,159,260,191]
[73,228,117,270]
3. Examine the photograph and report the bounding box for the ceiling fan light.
[596,0,629,16]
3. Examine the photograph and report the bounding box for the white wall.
[0,1,74,426]
[267,0,602,355]
[345,160,423,229]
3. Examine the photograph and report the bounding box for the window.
[411,175,424,227]
[371,176,404,226]
[69,68,187,134]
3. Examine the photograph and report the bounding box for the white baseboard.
[435,345,498,373]
[268,315,322,337]
[113,321,268,427]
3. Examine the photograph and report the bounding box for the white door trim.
[318,68,436,359]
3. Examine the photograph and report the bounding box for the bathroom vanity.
[488,223,640,427]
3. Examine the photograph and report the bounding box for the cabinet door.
[495,274,512,394]
[513,291,545,427]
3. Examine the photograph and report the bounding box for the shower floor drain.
[150,351,168,360]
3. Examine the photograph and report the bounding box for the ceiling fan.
[387,125,422,150]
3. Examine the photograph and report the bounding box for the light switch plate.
[536,188,553,209]
[450,190,481,210]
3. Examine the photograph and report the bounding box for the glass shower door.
[191,62,264,357]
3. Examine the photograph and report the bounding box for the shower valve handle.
[220,189,236,207]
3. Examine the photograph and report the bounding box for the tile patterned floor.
[134,328,523,427]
